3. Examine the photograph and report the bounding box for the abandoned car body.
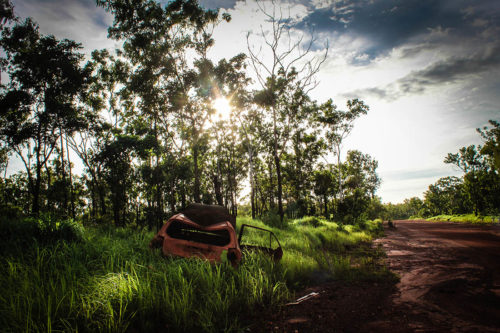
[150,211,242,265]
[150,204,282,265]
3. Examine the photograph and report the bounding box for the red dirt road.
[251,220,500,332]
[376,220,500,332]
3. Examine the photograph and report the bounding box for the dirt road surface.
[377,220,500,332]
[251,220,500,332]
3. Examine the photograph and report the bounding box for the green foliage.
[384,197,425,220]
[429,123,500,216]
[394,120,500,218]
[0,215,84,251]
[294,216,323,227]
[261,210,286,228]
[478,120,500,172]
[426,214,498,224]
[0,18,90,215]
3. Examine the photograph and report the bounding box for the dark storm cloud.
[349,44,500,100]
[297,0,500,58]
[399,46,500,91]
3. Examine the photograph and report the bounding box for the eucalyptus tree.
[238,105,266,219]
[66,49,129,219]
[337,150,380,222]
[98,0,236,224]
[97,0,188,223]
[96,134,140,226]
[478,120,500,172]
[444,143,500,215]
[477,120,500,213]
[211,53,260,217]
[283,118,325,217]
[423,176,469,216]
[313,164,337,218]
[444,145,487,215]
[247,0,328,223]
[208,117,246,215]
[0,19,89,215]
[317,99,369,202]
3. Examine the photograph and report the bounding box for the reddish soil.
[248,220,500,332]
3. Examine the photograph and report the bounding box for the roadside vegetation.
[425,214,499,224]
[383,121,499,222]
[0,215,389,333]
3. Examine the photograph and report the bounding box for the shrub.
[0,214,84,248]
[0,204,23,220]
[294,216,322,227]
[261,211,287,228]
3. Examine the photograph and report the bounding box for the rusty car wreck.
[149,203,282,265]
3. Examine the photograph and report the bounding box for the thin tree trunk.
[248,148,256,219]
[33,163,41,216]
[213,173,223,206]
[193,146,201,203]
[323,193,328,218]
[65,136,75,218]
[60,133,68,214]
[274,153,284,223]
[32,130,42,216]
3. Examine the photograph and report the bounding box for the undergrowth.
[0,215,391,332]
[425,214,499,224]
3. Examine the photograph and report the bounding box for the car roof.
[179,203,236,228]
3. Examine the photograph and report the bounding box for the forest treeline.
[0,0,382,228]
[386,121,500,219]
[1,0,497,228]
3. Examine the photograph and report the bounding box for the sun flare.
[213,97,232,120]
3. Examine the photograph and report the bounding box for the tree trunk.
[251,184,256,219]
[248,148,256,219]
[213,173,223,205]
[32,131,42,216]
[98,179,107,216]
[59,134,68,215]
[65,136,75,218]
[113,200,121,226]
[32,163,41,216]
[323,193,328,218]
[181,181,187,209]
[336,142,344,200]
[91,179,97,219]
[193,146,201,203]
[274,153,284,223]
[268,160,274,210]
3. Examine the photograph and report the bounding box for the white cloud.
[12,0,116,56]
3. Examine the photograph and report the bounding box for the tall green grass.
[426,214,499,224]
[0,216,390,332]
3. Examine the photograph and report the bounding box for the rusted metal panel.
[238,224,283,261]
[150,213,242,265]
[150,205,283,265]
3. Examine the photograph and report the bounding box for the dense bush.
[0,214,84,250]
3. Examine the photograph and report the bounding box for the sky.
[6,0,500,203]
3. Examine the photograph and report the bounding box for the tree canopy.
[1,0,385,226]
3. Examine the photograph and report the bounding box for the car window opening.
[166,220,231,246]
